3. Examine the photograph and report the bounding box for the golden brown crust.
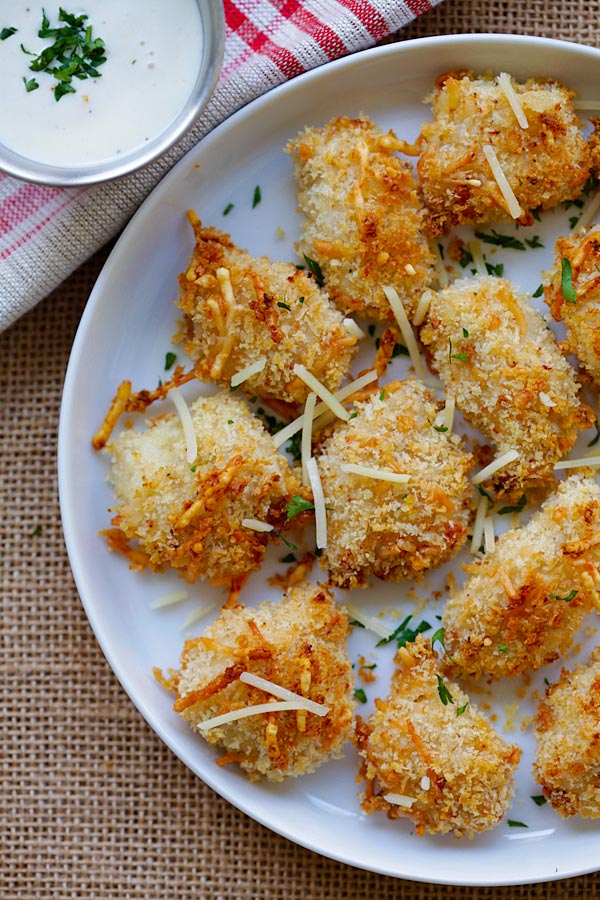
[176,215,356,405]
[443,474,600,680]
[175,585,355,781]
[416,71,591,235]
[534,647,600,818]
[287,115,435,322]
[358,637,520,838]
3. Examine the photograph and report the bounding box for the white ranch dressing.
[0,1,203,167]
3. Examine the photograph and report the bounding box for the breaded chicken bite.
[172,584,354,781]
[416,71,591,235]
[287,116,435,322]
[419,275,592,499]
[105,392,299,587]
[534,648,600,819]
[357,636,520,838]
[177,213,357,405]
[317,380,473,589]
[442,474,600,681]
[545,227,600,385]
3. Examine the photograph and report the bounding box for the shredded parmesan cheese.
[442,395,456,434]
[430,241,449,289]
[306,457,327,549]
[181,602,219,631]
[413,289,434,327]
[577,192,600,231]
[292,364,350,422]
[404,263,417,276]
[197,700,310,731]
[383,793,416,808]
[301,392,317,486]
[170,387,197,464]
[272,370,378,448]
[382,285,428,383]
[482,144,523,220]
[241,518,274,532]
[555,456,600,471]
[230,358,266,388]
[483,515,496,554]
[239,672,329,716]
[340,463,410,484]
[467,239,487,277]
[497,72,529,129]
[471,494,489,555]
[539,391,556,408]
[343,318,366,339]
[420,775,431,791]
[151,589,189,610]
[216,267,235,307]
[471,449,519,485]
[344,602,392,639]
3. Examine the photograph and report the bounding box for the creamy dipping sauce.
[0,1,203,167]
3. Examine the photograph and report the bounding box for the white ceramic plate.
[59,35,600,886]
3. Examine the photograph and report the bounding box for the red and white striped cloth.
[0,0,441,331]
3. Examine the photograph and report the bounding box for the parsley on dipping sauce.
[22,8,107,102]
[561,258,577,303]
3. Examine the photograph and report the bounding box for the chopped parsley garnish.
[303,253,325,288]
[164,351,177,371]
[252,185,261,208]
[544,677,550,686]
[561,258,577,303]
[0,26,17,40]
[281,552,297,564]
[497,644,508,653]
[497,495,526,515]
[448,339,468,363]
[531,207,542,222]
[286,496,315,520]
[379,390,385,401]
[583,173,599,196]
[532,284,544,298]
[430,421,448,433]
[436,675,454,706]
[23,76,39,92]
[348,619,365,628]
[277,301,291,311]
[507,820,528,828]
[273,531,298,552]
[376,615,431,649]
[588,423,600,448]
[256,406,284,435]
[485,261,504,277]
[30,524,42,537]
[431,626,446,650]
[190,465,197,473]
[314,547,323,557]
[456,702,468,717]
[286,430,302,462]
[475,230,526,251]
[462,327,469,338]
[531,795,547,806]
[550,589,578,603]
[569,215,581,231]
[391,342,409,358]
[368,324,376,337]
[477,484,494,504]
[354,688,368,704]
[298,296,305,304]
[437,242,445,259]
[525,235,544,249]
[349,412,358,419]
[458,247,473,268]
[227,419,234,425]
[248,395,258,404]
[223,202,234,216]
[229,384,238,392]
[362,662,377,670]
[22,8,107,102]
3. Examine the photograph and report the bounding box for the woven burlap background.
[4,1,600,897]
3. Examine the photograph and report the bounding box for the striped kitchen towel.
[0,0,441,331]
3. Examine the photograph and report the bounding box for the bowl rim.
[0,0,225,187]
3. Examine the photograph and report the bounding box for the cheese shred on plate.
[306,457,327,549]
[555,455,600,471]
[181,602,219,632]
[483,515,496,554]
[230,357,266,388]
[413,289,434,326]
[383,792,417,808]
[272,370,378,448]
[472,449,519,484]
[497,72,529,129]
[170,387,197,464]
[482,144,523,220]
[151,589,189,610]
[340,462,410,484]
[293,364,350,422]
[197,700,311,732]
[241,518,274,532]
[471,493,489,555]
[467,239,487,277]
[382,285,428,383]
[239,671,330,715]
[430,241,449,289]
[343,317,366,339]
[301,392,317,486]
[344,602,392,639]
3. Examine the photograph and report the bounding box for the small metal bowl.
[0,1,224,187]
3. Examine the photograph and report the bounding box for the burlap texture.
[4,1,600,896]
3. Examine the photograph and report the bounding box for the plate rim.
[59,32,600,886]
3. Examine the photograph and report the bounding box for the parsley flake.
[456,702,468,717]
[477,484,494,504]
[497,495,526,515]
[569,215,581,231]
[252,185,261,208]
[462,327,469,338]
[23,76,39,92]
[485,261,504,277]
[588,423,600,448]
[286,431,302,462]
[497,644,508,653]
[0,26,17,40]
[448,338,468,363]
[286,496,315,520]
[475,230,526,251]
[531,795,547,806]
[379,389,385,401]
[550,589,578,603]
[348,619,365,628]
[277,301,291,311]
[532,284,544,298]
[507,820,528,828]
[436,675,454,706]
[281,552,297,564]
[561,258,577,303]
[354,688,367,704]
[368,325,376,337]
[164,351,177,371]
[430,421,448,433]
[273,531,298,552]
[223,202,234,216]
[227,419,234,425]
[298,296,305,304]
[525,235,544,249]
[303,253,325,287]
[376,615,431,649]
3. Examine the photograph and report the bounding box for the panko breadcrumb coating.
[105,392,300,586]
[176,213,357,405]
[534,648,600,819]
[442,473,600,681]
[173,584,354,781]
[287,115,435,322]
[545,227,600,385]
[419,275,592,499]
[317,380,473,589]
[357,636,520,838]
[416,71,591,235]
